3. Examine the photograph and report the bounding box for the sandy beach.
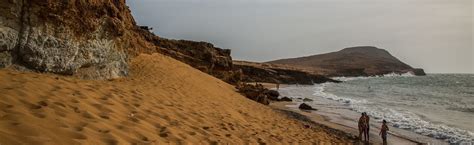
[0,53,358,144]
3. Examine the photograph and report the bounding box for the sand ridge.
[0,53,354,144]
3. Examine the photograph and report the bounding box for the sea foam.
[332,72,415,82]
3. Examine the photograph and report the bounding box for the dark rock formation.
[235,83,304,104]
[266,90,280,101]
[234,61,341,85]
[298,103,317,111]
[279,97,292,102]
[302,98,313,102]
[411,68,426,76]
[236,83,273,105]
[268,46,426,77]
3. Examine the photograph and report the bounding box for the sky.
[127,0,473,73]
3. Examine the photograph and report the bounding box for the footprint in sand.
[70,99,80,103]
[19,99,42,110]
[99,113,110,120]
[51,102,68,117]
[53,102,66,108]
[19,100,49,118]
[70,106,81,113]
[154,124,169,138]
[73,121,89,132]
[129,117,140,123]
[132,103,141,108]
[91,103,114,113]
[63,129,88,140]
[98,129,111,134]
[100,96,109,101]
[72,91,87,99]
[82,111,96,119]
[132,94,143,101]
[49,85,62,93]
[101,137,118,145]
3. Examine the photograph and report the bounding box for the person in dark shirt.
[379,120,389,145]
[358,113,367,141]
[365,113,370,141]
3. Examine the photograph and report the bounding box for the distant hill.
[268,46,425,76]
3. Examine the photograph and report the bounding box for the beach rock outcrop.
[268,46,426,77]
[299,103,317,111]
[236,83,288,104]
[266,90,280,101]
[234,61,340,85]
[279,97,292,102]
[411,68,426,76]
[303,98,313,102]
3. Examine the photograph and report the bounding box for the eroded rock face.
[0,0,137,79]
[135,27,240,84]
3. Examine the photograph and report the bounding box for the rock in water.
[279,97,292,102]
[411,68,426,76]
[302,98,313,102]
[299,103,317,111]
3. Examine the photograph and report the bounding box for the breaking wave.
[332,72,415,82]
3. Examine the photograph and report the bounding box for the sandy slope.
[0,53,354,144]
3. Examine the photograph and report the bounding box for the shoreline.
[265,84,449,145]
[270,102,425,145]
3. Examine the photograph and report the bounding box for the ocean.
[278,74,474,144]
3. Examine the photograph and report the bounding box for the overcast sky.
[127,0,473,73]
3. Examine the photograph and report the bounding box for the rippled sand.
[0,53,355,144]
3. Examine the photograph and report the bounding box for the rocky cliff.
[0,0,143,79]
[0,0,236,82]
[234,61,340,85]
[268,46,426,77]
[135,28,240,84]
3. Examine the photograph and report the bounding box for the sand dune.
[0,53,354,144]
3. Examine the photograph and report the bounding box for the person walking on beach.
[379,120,389,145]
[365,113,370,141]
[358,113,367,141]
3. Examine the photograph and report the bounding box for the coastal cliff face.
[135,28,239,84]
[0,0,236,81]
[234,61,339,85]
[0,0,143,79]
[269,46,426,77]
